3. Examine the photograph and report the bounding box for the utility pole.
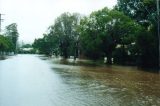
[0,13,4,34]
[157,0,160,69]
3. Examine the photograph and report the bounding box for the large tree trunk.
[107,53,112,64]
[63,48,68,59]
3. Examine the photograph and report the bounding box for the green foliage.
[116,0,158,68]
[5,23,19,52]
[53,13,81,58]
[33,4,158,69]
[0,35,14,52]
[116,0,156,27]
[33,37,50,55]
[0,23,19,54]
[79,16,104,60]
[33,13,81,58]
[79,8,141,63]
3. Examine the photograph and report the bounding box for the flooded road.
[0,54,159,106]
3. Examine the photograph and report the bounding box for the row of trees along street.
[33,0,159,70]
[0,23,19,56]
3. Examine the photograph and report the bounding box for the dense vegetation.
[33,0,159,69]
[0,23,19,55]
[116,0,159,68]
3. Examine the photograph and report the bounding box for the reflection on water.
[0,55,159,106]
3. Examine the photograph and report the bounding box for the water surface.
[0,55,159,106]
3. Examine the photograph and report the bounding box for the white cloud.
[0,0,117,43]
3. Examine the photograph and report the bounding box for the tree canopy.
[33,4,159,69]
[5,23,19,53]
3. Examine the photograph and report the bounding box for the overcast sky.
[0,0,117,43]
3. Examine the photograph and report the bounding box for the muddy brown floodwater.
[0,54,159,106]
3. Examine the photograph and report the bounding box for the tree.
[79,7,141,64]
[116,0,158,68]
[5,23,19,53]
[116,0,156,27]
[79,16,104,60]
[33,36,50,55]
[47,12,81,58]
[0,35,14,54]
